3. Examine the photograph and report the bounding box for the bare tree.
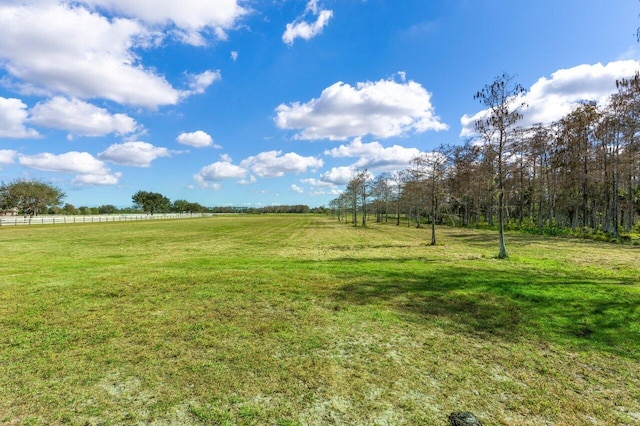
[474,73,526,258]
[448,142,480,227]
[344,170,370,227]
[412,149,449,245]
[345,177,359,226]
[614,72,640,232]
[356,170,370,227]
[406,158,430,229]
[390,170,407,226]
[371,172,392,223]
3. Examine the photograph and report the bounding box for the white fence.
[0,213,214,226]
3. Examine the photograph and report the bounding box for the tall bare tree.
[357,170,370,227]
[412,149,448,245]
[345,177,359,226]
[614,72,640,232]
[391,170,407,226]
[371,172,392,223]
[474,73,526,258]
[406,157,431,229]
[448,142,481,226]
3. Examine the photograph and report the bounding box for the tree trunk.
[582,148,589,229]
[626,174,634,231]
[430,212,436,245]
[488,202,494,227]
[498,181,508,257]
[612,139,620,238]
[431,173,437,245]
[497,135,508,259]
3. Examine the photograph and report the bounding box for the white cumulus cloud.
[194,161,248,188]
[82,0,247,46]
[0,1,242,113]
[185,70,221,96]
[300,177,342,196]
[239,150,323,177]
[72,172,122,186]
[325,137,422,171]
[290,184,304,194]
[0,97,39,138]
[193,149,323,187]
[19,151,106,174]
[0,3,180,107]
[320,166,355,186]
[283,9,333,46]
[98,141,172,167]
[0,150,18,164]
[276,75,448,140]
[176,130,219,148]
[282,0,332,46]
[29,97,138,137]
[17,151,121,185]
[460,60,640,137]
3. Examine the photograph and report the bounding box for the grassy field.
[1,215,639,425]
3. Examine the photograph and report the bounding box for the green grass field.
[1,215,639,425]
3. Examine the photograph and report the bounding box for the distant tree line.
[208,205,327,214]
[131,191,322,215]
[329,73,640,253]
[1,183,321,216]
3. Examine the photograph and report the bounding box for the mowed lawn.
[1,215,639,425]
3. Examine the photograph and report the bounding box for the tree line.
[131,191,322,214]
[329,73,640,255]
[0,182,319,216]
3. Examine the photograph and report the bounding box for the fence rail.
[0,213,214,226]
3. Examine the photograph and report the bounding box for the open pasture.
[1,215,638,425]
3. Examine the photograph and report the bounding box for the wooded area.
[330,73,640,244]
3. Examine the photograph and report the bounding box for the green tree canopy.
[132,190,171,214]
[63,203,77,215]
[172,199,207,213]
[0,179,66,216]
[98,204,118,214]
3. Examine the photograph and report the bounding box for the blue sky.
[0,0,638,208]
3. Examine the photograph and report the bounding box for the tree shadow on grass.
[324,260,640,359]
[445,230,563,247]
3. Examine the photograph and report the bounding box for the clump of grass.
[0,217,638,425]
